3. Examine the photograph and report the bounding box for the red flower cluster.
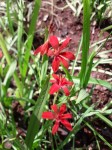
[42,104,72,135]
[49,74,73,96]
[34,36,75,72]
[34,36,74,135]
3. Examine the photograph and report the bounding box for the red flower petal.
[62,86,70,96]
[50,79,56,83]
[61,113,72,119]
[52,121,59,135]
[40,41,49,55]
[49,83,60,95]
[34,41,49,55]
[47,49,54,56]
[58,56,69,69]
[61,119,72,131]
[59,37,70,51]
[51,104,58,113]
[61,78,73,86]
[49,36,59,49]
[0,51,3,58]
[59,104,66,114]
[52,57,60,72]
[42,112,54,119]
[61,51,75,60]
[34,45,42,55]
[52,74,60,81]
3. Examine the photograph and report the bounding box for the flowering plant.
[0,0,112,149]
[34,35,75,134]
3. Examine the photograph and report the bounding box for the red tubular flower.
[42,104,72,135]
[34,40,50,56]
[48,36,75,72]
[49,74,73,96]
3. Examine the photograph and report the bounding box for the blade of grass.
[79,0,90,88]
[3,60,17,85]
[17,0,24,55]
[25,76,50,149]
[73,76,112,91]
[84,51,96,87]
[83,103,112,128]
[0,33,23,96]
[40,55,48,85]
[22,0,41,78]
[6,0,14,34]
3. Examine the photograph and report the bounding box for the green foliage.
[25,77,50,149]
[79,0,91,88]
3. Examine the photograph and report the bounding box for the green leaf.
[25,76,50,149]
[84,51,95,88]
[73,76,112,91]
[79,0,91,87]
[22,0,41,78]
[76,89,89,104]
[0,33,23,96]
[40,55,48,85]
[89,78,112,91]
[6,0,14,34]
[3,60,17,85]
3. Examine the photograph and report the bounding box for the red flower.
[42,104,72,135]
[34,40,50,56]
[0,51,3,58]
[48,36,75,72]
[49,74,73,96]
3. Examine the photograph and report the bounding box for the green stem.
[0,33,23,96]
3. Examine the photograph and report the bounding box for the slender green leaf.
[25,76,50,149]
[3,60,17,85]
[22,0,41,78]
[76,89,89,104]
[79,0,90,87]
[6,0,14,34]
[40,55,48,85]
[83,103,112,128]
[0,33,23,96]
[73,76,112,91]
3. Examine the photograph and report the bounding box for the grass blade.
[25,76,50,149]
[3,60,17,85]
[0,33,23,96]
[84,51,96,87]
[40,55,48,85]
[73,76,112,91]
[79,0,90,87]
[22,0,41,78]
[6,0,14,34]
